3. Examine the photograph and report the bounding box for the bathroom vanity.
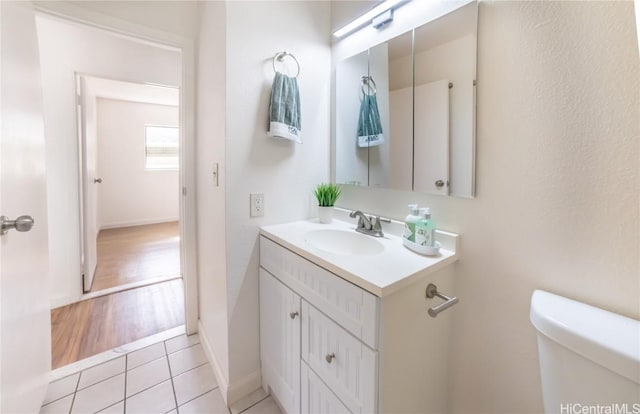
[259,218,460,413]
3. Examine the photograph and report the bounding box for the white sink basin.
[304,229,384,256]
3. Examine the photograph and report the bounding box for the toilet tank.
[530,290,640,413]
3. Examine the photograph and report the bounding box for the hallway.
[51,279,185,369]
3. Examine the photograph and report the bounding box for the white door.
[0,1,52,412]
[77,76,99,292]
[260,269,300,414]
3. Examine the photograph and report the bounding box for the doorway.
[77,76,182,298]
[35,13,197,369]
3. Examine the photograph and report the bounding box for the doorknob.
[94,178,103,184]
[1,215,35,235]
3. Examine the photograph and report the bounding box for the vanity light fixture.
[333,0,410,38]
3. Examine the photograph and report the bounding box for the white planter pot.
[318,206,333,224]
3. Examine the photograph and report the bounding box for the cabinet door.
[260,269,300,414]
[302,302,377,414]
[301,362,351,414]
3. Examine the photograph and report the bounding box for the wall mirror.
[334,1,478,198]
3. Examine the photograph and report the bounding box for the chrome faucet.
[349,210,391,238]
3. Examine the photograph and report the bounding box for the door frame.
[34,3,199,334]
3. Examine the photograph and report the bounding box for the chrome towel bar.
[425,283,458,317]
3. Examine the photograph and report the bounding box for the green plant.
[313,183,341,207]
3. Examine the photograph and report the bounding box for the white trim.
[80,275,181,301]
[198,321,263,407]
[227,369,263,406]
[50,294,82,310]
[34,2,199,334]
[198,321,230,405]
[99,217,179,230]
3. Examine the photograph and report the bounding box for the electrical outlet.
[250,193,264,217]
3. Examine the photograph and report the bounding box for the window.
[145,125,179,170]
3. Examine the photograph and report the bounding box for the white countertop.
[260,218,459,297]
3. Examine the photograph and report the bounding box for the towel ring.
[361,76,377,96]
[273,51,300,78]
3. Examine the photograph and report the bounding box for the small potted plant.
[313,183,341,224]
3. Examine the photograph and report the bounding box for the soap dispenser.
[403,204,420,242]
[415,207,436,247]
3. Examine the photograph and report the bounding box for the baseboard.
[50,293,82,310]
[198,320,262,407]
[99,217,178,230]
[198,320,230,405]
[227,368,262,406]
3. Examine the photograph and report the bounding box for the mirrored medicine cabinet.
[335,1,478,198]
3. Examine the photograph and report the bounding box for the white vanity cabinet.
[259,225,458,414]
[259,268,301,414]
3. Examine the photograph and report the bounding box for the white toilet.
[530,290,640,413]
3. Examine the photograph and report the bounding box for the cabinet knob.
[325,353,336,363]
[289,311,299,319]
[435,180,445,188]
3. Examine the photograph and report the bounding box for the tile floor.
[40,333,282,414]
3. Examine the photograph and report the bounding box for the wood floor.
[51,279,185,369]
[90,221,181,292]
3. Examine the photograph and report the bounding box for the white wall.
[96,99,179,229]
[335,1,639,412]
[36,14,181,307]
[224,0,331,401]
[196,0,230,393]
[63,0,201,41]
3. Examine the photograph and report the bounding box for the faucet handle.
[372,216,391,233]
[349,210,366,229]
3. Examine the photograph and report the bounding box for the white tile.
[71,373,125,414]
[165,333,200,354]
[173,363,217,405]
[242,397,282,414]
[179,389,229,414]
[50,350,128,382]
[126,356,170,397]
[125,380,176,414]
[50,327,184,382]
[77,356,125,390]
[96,400,124,413]
[40,394,73,414]
[168,343,207,376]
[230,388,268,414]
[43,373,79,404]
[167,411,177,414]
[127,342,166,370]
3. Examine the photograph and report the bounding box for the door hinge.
[182,187,187,196]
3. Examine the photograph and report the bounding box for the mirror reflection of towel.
[268,72,302,143]
[357,93,384,147]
